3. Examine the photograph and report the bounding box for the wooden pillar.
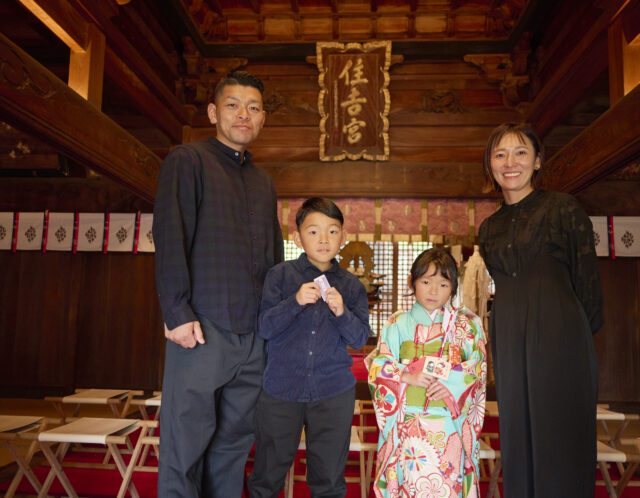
[18,0,106,109]
[608,1,640,106]
[69,24,106,109]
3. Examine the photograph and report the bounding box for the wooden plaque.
[317,41,391,161]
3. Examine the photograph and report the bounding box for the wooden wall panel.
[1,251,637,401]
[0,252,78,393]
[594,259,640,403]
[0,251,164,396]
[73,254,164,390]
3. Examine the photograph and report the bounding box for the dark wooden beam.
[248,0,260,14]
[18,0,88,52]
[529,30,609,139]
[79,0,190,127]
[540,83,640,194]
[104,47,184,144]
[526,1,624,138]
[0,32,160,203]
[259,161,497,198]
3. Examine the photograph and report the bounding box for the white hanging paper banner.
[107,213,136,252]
[0,212,14,250]
[77,213,105,252]
[612,216,640,257]
[16,212,44,251]
[137,213,155,253]
[46,212,74,252]
[589,216,609,257]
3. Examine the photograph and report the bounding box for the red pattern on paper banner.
[12,212,18,252]
[335,198,375,234]
[73,213,79,254]
[381,199,422,235]
[608,216,615,259]
[103,213,110,253]
[133,212,141,254]
[286,199,305,234]
[43,211,50,252]
[428,200,468,235]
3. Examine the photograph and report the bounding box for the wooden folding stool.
[37,417,141,498]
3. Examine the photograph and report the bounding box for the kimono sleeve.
[368,312,409,431]
[437,311,487,424]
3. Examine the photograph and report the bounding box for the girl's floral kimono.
[368,303,487,498]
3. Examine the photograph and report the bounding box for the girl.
[368,248,487,498]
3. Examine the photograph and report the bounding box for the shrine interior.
[0,0,639,408]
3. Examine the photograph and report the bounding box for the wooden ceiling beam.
[609,0,640,106]
[18,0,105,109]
[0,32,159,203]
[78,0,190,127]
[18,0,88,52]
[526,9,613,138]
[259,161,494,198]
[104,47,184,144]
[541,83,640,194]
[526,1,626,138]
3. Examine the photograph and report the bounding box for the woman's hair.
[409,247,458,299]
[482,122,545,193]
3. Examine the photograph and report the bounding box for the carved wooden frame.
[316,41,391,162]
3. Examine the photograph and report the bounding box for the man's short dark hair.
[295,197,344,229]
[214,71,264,101]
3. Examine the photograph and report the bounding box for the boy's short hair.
[214,71,264,101]
[409,247,459,298]
[295,197,344,229]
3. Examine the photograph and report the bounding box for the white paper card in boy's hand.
[314,274,330,301]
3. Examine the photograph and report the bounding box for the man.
[152,71,284,497]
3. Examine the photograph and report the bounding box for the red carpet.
[3,416,640,497]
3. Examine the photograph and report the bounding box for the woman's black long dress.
[478,189,603,498]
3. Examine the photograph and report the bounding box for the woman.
[478,123,603,497]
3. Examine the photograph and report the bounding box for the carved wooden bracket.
[464,53,530,110]
[177,37,248,106]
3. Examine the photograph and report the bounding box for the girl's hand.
[426,380,451,400]
[401,370,437,388]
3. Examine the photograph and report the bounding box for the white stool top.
[0,415,43,433]
[63,389,130,405]
[38,417,138,444]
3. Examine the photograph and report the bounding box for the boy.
[248,197,370,498]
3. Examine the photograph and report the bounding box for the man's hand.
[296,282,321,306]
[164,321,205,349]
[325,287,344,316]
